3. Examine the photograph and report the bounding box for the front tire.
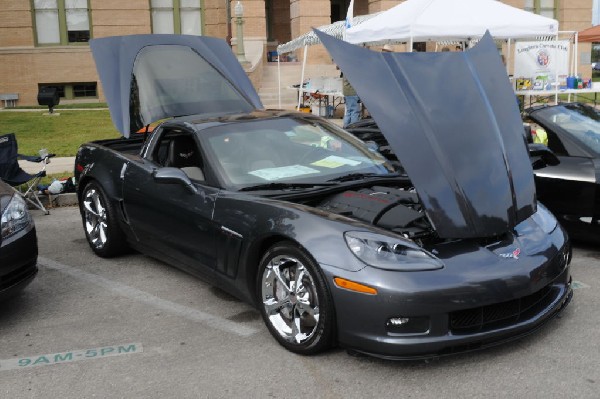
[257,241,335,355]
[80,181,128,257]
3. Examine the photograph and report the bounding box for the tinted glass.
[131,45,254,133]
[532,104,600,155]
[201,117,394,189]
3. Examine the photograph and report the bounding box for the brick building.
[0,0,594,106]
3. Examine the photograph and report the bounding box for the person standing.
[342,73,360,127]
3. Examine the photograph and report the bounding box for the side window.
[526,119,568,156]
[150,129,173,166]
[545,128,568,156]
[151,129,204,176]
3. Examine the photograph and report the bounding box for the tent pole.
[572,33,576,76]
[555,33,559,105]
[574,32,578,103]
[575,32,579,77]
[409,36,413,52]
[277,55,281,109]
[298,45,308,111]
[507,39,511,75]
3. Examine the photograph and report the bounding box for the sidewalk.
[19,157,75,175]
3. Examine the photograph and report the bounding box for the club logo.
[536,49,550,68]
[499,248,521,260]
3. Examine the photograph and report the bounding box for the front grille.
[450,284,557,334]
[449,244,570,335]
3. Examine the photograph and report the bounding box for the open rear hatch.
[90,34,263,138]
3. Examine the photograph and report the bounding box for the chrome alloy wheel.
[261,255,320,344]
[83,187,108,249]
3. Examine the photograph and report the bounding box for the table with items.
[514,76,600,108]
[290,76,344,117]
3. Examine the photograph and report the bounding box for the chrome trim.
[221,226,243,239]
[120,162,128,180]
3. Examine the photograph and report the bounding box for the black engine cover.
[318,186,426,233]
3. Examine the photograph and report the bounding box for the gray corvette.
[74,32,572,359]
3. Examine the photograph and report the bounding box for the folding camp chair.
[0,133,55,214]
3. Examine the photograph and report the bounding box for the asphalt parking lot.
[1,206,599,398]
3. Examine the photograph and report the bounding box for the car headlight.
[344,231,444,271]
[1,194,33,241]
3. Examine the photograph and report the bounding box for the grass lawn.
[0,110,120,157]
[13,102,108,110]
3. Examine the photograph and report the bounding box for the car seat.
[166,136,205,181]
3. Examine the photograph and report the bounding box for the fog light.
[389,317,410,326]
[386,316,430,334]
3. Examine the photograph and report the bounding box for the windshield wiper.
[327,172,401,182]
[238,182,334,192]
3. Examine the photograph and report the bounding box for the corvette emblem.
[499,248,521,260]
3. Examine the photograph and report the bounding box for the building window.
[525,0,557,19]
[151,0,202,35]
[73,83,97,98]
[39,82,97,100]
[33,0,91,45]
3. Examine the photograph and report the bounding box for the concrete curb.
[30,192,79,212]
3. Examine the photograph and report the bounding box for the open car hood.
[316,30,536,239]
[90,34,263,138]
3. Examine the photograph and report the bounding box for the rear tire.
[257,241,335,355]
[80,181,128,257]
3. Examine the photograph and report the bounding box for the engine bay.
[316,185,433,240]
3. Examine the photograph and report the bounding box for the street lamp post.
[226,0,232,47]
[234,1,249,65]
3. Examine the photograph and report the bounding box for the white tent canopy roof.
[345,0,559,44]
[277,13,380,54]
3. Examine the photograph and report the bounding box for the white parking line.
[38,257,258,337]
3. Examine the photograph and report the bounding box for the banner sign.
[514,41,570,89]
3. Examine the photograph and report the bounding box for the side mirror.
[528,143,560,170]
[153,167,198,194]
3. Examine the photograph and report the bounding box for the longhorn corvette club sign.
[514,41,570,87]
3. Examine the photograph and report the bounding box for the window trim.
[149,0,205,35]
[31,0,93,47]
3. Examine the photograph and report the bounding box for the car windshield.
[532,104,600,154]
[201,116,396,190]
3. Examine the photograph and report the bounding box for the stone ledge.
[28,192,79,212]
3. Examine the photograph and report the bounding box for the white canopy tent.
[274,0,582,109]
[345,0,584,104]
[345,0,559,45]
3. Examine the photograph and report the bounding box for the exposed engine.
[317,185,433,240]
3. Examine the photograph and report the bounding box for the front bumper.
[321,230,572,359]
[0,226,38,301]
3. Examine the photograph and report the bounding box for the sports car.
[0,179,38,300]
[524,102,600,241]
[74,32,572,359]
